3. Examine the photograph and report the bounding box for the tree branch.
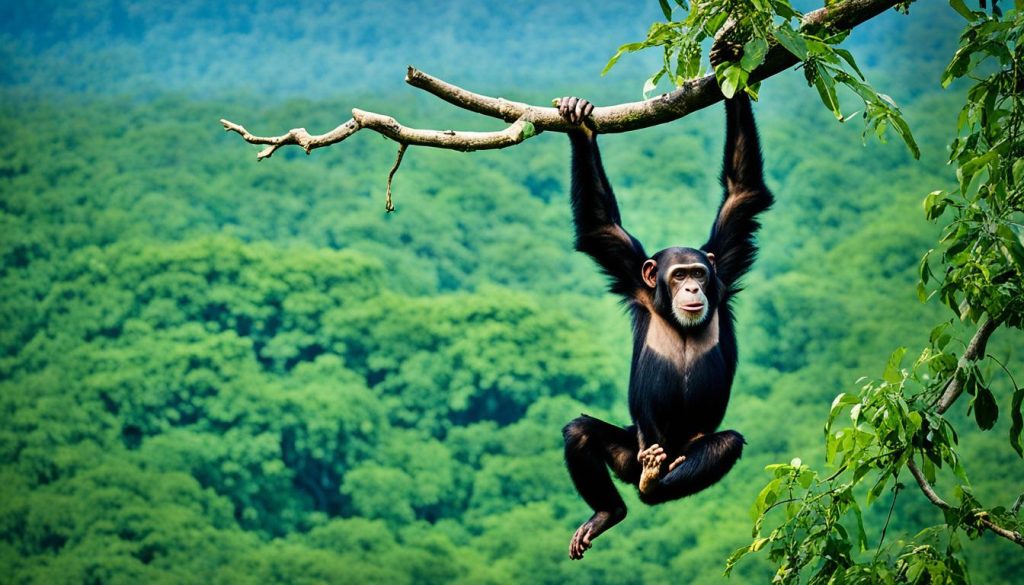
[934,315,1002,414]
[221,0,903,158]
[220,113,534,161]
[906,459,951,509]
[907,458,1024,547]
[903,314,1023,548]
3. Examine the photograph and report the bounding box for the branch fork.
[905,315,1024,547]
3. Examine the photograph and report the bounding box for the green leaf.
[828,393,860,428]
[917,281,928,302]
[658,0,673,20]
[706,11,729,34]
[798,468,816,489]
[718,64,748,99]
[643,71,664,99]
[1013,158,1024,184]
[929,323,950,346]
[923,455,937,483]
[772,25,808,60]
[753,478,782,518]
[907,411,923,435]
[853,462,871,483]
[813,65,842,119]
[834,48,865,80]
[996,224,1024,270]
[848,497,868,551]
[826,432,839,464]
[725,544,752,575]
[1010,384,1024,458]
[867,474,889,505]
[924,190,947,221]
[888,112,920,159]
[949,0,980,21]
[740,38,768,72]
[883,347,907,383]
[521,121,537,140]
[602,42,647,75]
[960,150,998,180]
[973,387,999,430]
[774,2,800,20]
[744,81,761,100]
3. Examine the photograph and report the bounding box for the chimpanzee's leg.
[637,430,745,505]
[562,414,640,560]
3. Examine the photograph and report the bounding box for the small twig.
[385,144,408,213]
[986,353,1020,392]
[876,475,902,555]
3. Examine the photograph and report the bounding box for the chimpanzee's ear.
[705,253,716,267]
[641,259,658,288]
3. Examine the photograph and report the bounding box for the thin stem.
[875,473,902,556]
[384,144,408,213]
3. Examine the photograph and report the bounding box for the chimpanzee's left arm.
[702,95,774,292]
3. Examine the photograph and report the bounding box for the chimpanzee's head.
[641,247,719,329]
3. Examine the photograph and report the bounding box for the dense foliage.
[728,2,1024,583]
[604,0,919,156]
[0,1,1020,584]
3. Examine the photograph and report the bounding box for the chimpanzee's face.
[642,248,718,329]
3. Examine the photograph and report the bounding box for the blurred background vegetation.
[0,1,1019,583]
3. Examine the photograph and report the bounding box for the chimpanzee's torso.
[627,297,738,450]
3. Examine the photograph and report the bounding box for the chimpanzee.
[556,92,773,560]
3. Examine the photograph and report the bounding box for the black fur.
[561,95,773,555]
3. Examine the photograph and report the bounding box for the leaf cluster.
[604,0,920,156]
[736,3,1024,582]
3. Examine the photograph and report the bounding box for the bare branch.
[219,119,359,160]
[221,112,535,160]
[222,0,903,158]
[351,110,534,150]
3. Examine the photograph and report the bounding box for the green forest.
[1,1,1021,583]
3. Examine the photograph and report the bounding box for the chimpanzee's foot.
[556,96,594,125]
[637,443,668,495]
[569,508,626,560]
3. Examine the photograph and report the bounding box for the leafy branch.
[221,0,907,210]
[605,0,919,157]
[732,2,1024,582]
